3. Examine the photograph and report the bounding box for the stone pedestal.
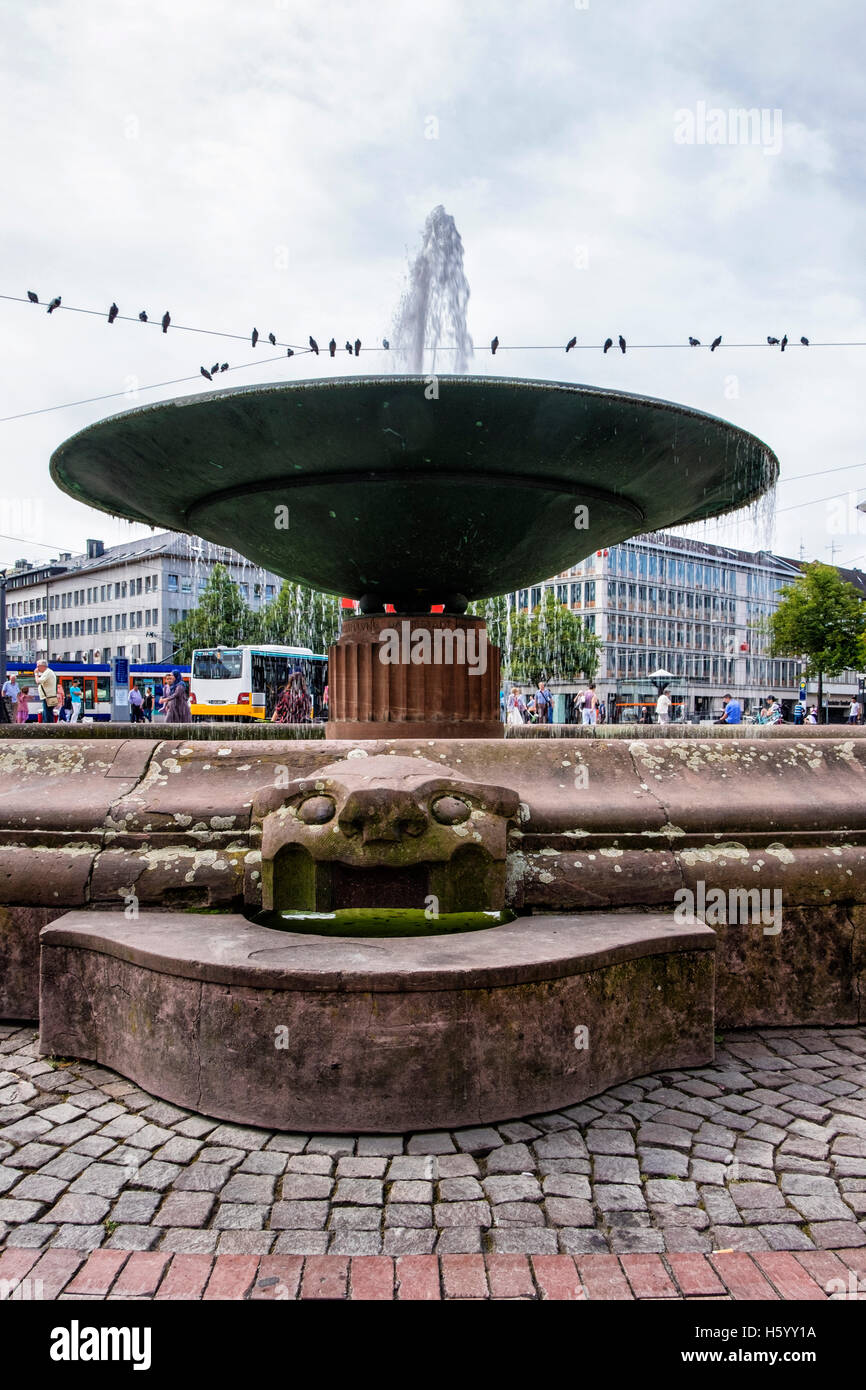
[327,614,502,739]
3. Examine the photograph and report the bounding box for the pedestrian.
[655,686,671,724]
[34,660,59,723]
[1,672,20,723]
[534,679,554,725]
[793,697,805,725]
[16,685,31,723]
[271,669,310,724]
[68,680,84,723]
[128,685,144,723]
[765,695,783,724]
[579,681,598,726]
[717,692,742,724]
[506,686,527,726]
[159,668,191,722]
[805,706,818,724]
[142,688,154,722]
[847,695,862,725]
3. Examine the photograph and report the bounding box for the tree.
[256,582,342,654]
[170,564,257,662]
[768,562,866,722]
[472,589,601,685]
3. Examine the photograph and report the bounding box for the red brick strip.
[793,1250,850,1292]
[112,1252,172,1299]
[710,1252,779,1300]
[574,1253,634,1300]
[441,1254,488,1299]
[251,1255,304,1301]
[531,1255,586,1300]
[666,1253,726,1298]
[156,1253,215,1301]
[835,1248,866,1281]
[203,1254,260,1301]
[485,1254,535,1299]
[300,1255,349,1300]
[66,1250,130,1298]
[28,1249,87,1300]
[620,1253,678,1299]
[349,1256,393,1300]
[395,1254,441,1300]
[753,1252,827,1301]
[0,1247,42,1285]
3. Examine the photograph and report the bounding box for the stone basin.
[49,376,778,609]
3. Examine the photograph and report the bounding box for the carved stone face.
[256,754,519,914]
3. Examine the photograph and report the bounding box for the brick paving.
[1,1023,864,1299]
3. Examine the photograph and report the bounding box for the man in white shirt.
[1,674,19,723]
[656,688,671,724]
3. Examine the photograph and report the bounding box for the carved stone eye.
[431,795,471,825]
[298,795,336,824]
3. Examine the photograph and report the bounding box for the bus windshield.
[192,650,243,680]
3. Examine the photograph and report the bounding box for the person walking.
[506,686,527,726]
[15,685,31,723]
[271,669,310,724]
[128,685,144,723]
[34,661,59,723]
[534,680,554,725]
[847,695,862,725]
[793,697,805,725]
[655,686,671,724]
[159,669,191,723]
[141,688,154,722]
[579,682,598,726]
[1,672,20,723]
[68,680,84,723]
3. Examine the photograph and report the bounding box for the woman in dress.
[16,686,31,723]
[160,669,191,722]
[271,669,310,724]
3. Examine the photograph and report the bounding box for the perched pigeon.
[767,336,779,346]
[800,336,809,346]
[710,335,722,351]
[688,337,700,347]
[603,338,613,354]
[162,311,171,333]
[211,363,219,375]
[354,338,361,356]
[47,297,61,314]
[382,338,390,350]
[251,328,259,348]
[200,366,213,381]
[329,338,337,357]
[309,336,319,354]
[780,335,788,352]
[345,341,353,354]
[108,302,119,324]
[26,290,38,303]
[139,310,148,322]
[286,348,294,358]
[491,336,499,354]
[268,332,276,346]
[565,336,577,352]
[220,363,229,372]
[618,335,626,354]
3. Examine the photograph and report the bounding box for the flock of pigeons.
[24,292,811,381]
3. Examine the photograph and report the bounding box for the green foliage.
[768,562,866,678]
[471,590,601,685]
[256,581,341,654]
[170,564,257,663]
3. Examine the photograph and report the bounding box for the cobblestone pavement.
[1,1023,864,1299]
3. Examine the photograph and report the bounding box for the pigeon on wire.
[800,336,809,346]
[47,297,61,314]
[603,338,613,353]
[108,303,119,324]
[618,335,626,354]
[251,328,259,348]
[566,337,577,352]
[710,335,722,351]
[345,341,353,354]
[139,310,148,322]
[309,336,319,354]
[211,363,219,375]
[329,339,337,357]
[354,339,361,356]
[162,311,171,333]
[27,290,38,303]
[382,338,390,350]
[200,366,213,381]
[688,337,700,347]
[268,333,276,346]
[286,349,294,358]
[767,336,779,345]
[780,335,788,352]
[491,336,499,354]
[220,363,229,372]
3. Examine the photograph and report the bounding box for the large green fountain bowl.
[50,376,777,607]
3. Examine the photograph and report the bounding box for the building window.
[181,577,192,593]
[167,574,178,592]
[265,584,275,599]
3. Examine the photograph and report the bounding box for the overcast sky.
[1,0,864,576]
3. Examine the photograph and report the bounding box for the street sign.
[111,656,130,722]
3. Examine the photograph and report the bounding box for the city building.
[510,532,866,721]
[3,533,282,665]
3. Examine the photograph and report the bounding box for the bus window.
[96,676,112,704]
[83,678,98,710]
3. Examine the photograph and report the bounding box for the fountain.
[6,217,862,1135]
